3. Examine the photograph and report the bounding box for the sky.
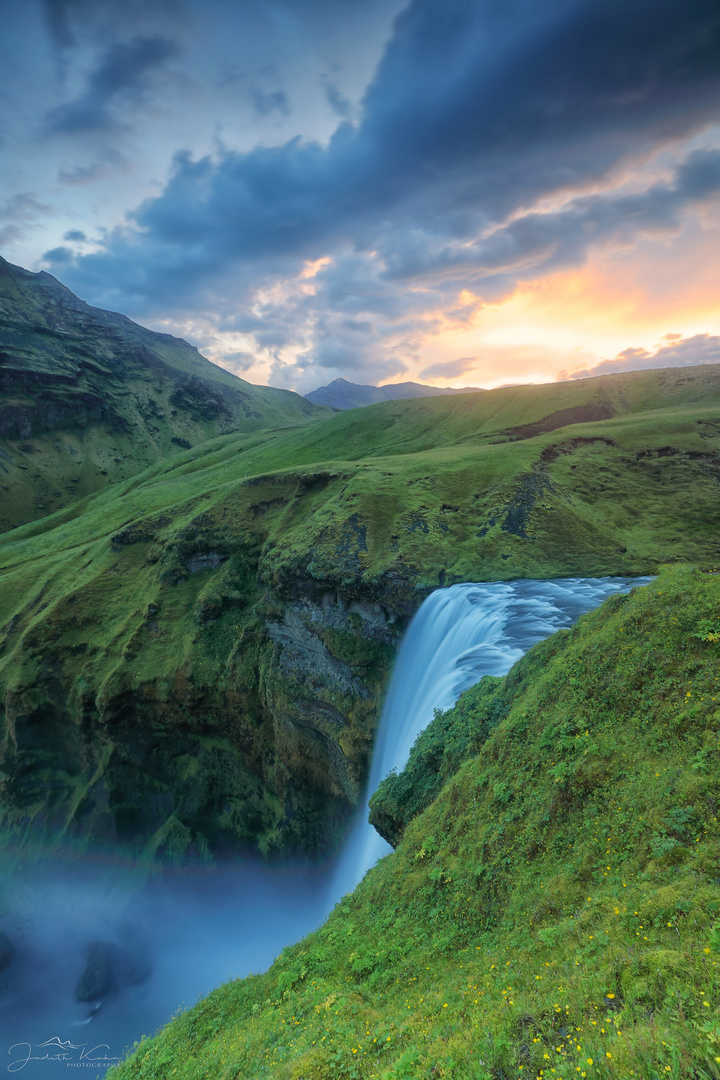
[1,0,719,394]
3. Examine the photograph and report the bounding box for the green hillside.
[0,256,324,532]
[108,565,720,1080]
[1,365,720,860]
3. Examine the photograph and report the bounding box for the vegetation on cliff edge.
[109,565,720,1079]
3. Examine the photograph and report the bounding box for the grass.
[108,565,720,1080]
[2,367,720,858]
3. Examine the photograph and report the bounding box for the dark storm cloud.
[380,148,720,288]
[41,0,84,49]
[41,0,185,51]
[44,35,180,135]
[570,335,720,380]
[59,0,720,313]
[42,244,74,263]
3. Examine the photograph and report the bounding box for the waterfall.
[331,576,650,896]
[0,577,649,1077]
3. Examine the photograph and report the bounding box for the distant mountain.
[0,256,326,532]
[304,377,484,410]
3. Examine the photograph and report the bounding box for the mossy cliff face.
[3,365,720,860]
[0,494,414,861]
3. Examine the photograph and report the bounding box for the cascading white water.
[331,576,651,895]
[0,577,649,1077]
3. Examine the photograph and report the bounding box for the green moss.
[107,567,720,1080]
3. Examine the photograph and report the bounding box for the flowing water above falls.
[0,577,649,1076]
[331,576,651,895]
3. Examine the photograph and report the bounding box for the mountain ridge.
[0,255,326,532]
[304,376,484,410]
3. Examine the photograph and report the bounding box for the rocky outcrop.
[0,525,414,860]
[262,596,400,831]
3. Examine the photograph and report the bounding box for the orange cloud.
[406,213,720,389]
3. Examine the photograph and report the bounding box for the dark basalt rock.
[0,931,15,972]
[76,938,151,1003]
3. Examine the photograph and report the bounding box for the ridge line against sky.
[1,0,719,393]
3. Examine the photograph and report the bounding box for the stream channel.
[0,577,649,1076]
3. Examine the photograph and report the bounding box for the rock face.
[0,256,324,532]
[0,493,418,859]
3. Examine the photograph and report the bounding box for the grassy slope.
[110,566,720,1080]
[2,366,720,857]
[3,366,720,716]
[0,256,324,531]
[3,362,720,577]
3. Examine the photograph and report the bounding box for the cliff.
[2,365,720,860]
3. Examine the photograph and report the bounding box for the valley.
[1,271,719,1078]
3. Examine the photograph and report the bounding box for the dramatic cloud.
[44,35,180,135]
[4,0,720,391]
[42,245,74,263]
[40,0,185,53]
[570,334,720,380]
[51,1,720,342]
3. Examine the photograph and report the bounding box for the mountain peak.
[304,377,484,410]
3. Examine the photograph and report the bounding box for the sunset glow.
[2,0,719,394]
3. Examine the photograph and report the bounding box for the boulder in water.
[0,931,14,972]
[76,938,151,1002]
